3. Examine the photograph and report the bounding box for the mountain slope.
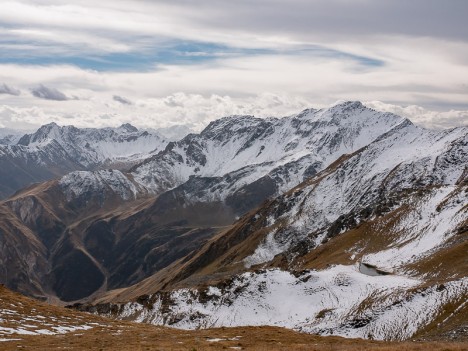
[0,102,410,302]
[0,127,24,145]
[0,168,229,301]
[89,118,468,341]
[17,122,167,168]
[1,101,466,342]
[4,286,466,351]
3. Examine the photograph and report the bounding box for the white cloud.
[113,95,132,105]
[1,44,467,106]
[5,28,131,54]
[0,0,467,130]
[0,92,311,130]
[364,101,468,129]
[2,1,467,53]
[1,1,467,69]
[1,92,466,132]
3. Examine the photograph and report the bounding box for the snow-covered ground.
[243,122,467,271]
[59,169,146,201]
[110,265,467,341]
[0,306,106,339]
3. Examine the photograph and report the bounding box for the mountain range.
[0,101,466,342]
[0,123,169,199]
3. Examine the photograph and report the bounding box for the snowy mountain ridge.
[88,105,467,341]
[17,122,168,168]
[58,169,147,202]
[0,127,24,145]
[123,101,409,200]
[0,122,168,198]
[242,122,467,268]
[47,101,409,209]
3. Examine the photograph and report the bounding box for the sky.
[0,0,467,131]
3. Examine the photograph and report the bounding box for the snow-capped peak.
[14,122,168,168]
[130,101,410,199]
[116,123,139,133]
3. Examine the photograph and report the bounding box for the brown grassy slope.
[294,204,467,278]
[0,206,49,298]
[1,285,468,351]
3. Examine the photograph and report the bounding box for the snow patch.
[244,230,285,267]
[59,169,144,202]
[115,265,432,340]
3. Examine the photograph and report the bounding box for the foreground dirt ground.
[1,285,468,350]
[2,324,468,351]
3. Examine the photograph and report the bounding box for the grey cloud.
[164,0,468,43]
[0,83,21,96]
[113,95,132,105]
[3,1,468,60]
[31,85,69,101]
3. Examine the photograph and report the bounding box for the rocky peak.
[294,108,318,119]
[118,123,139,133]
[18,122,61,146]
[200,115,265,140]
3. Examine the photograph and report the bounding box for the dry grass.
[3,325,468,351]
[2,285,468,351]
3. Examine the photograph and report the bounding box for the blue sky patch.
[0,35,383,72]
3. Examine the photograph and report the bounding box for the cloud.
[0,92,311,130]
[1,91,466,133]
[1,1,467,52]
[0,83,21,96]
[31,84,69,101]
[0,0,466,129]
[364,101,468,129]
[0,47,466,129]
[113,95,132,105]
[1,0,467,73]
